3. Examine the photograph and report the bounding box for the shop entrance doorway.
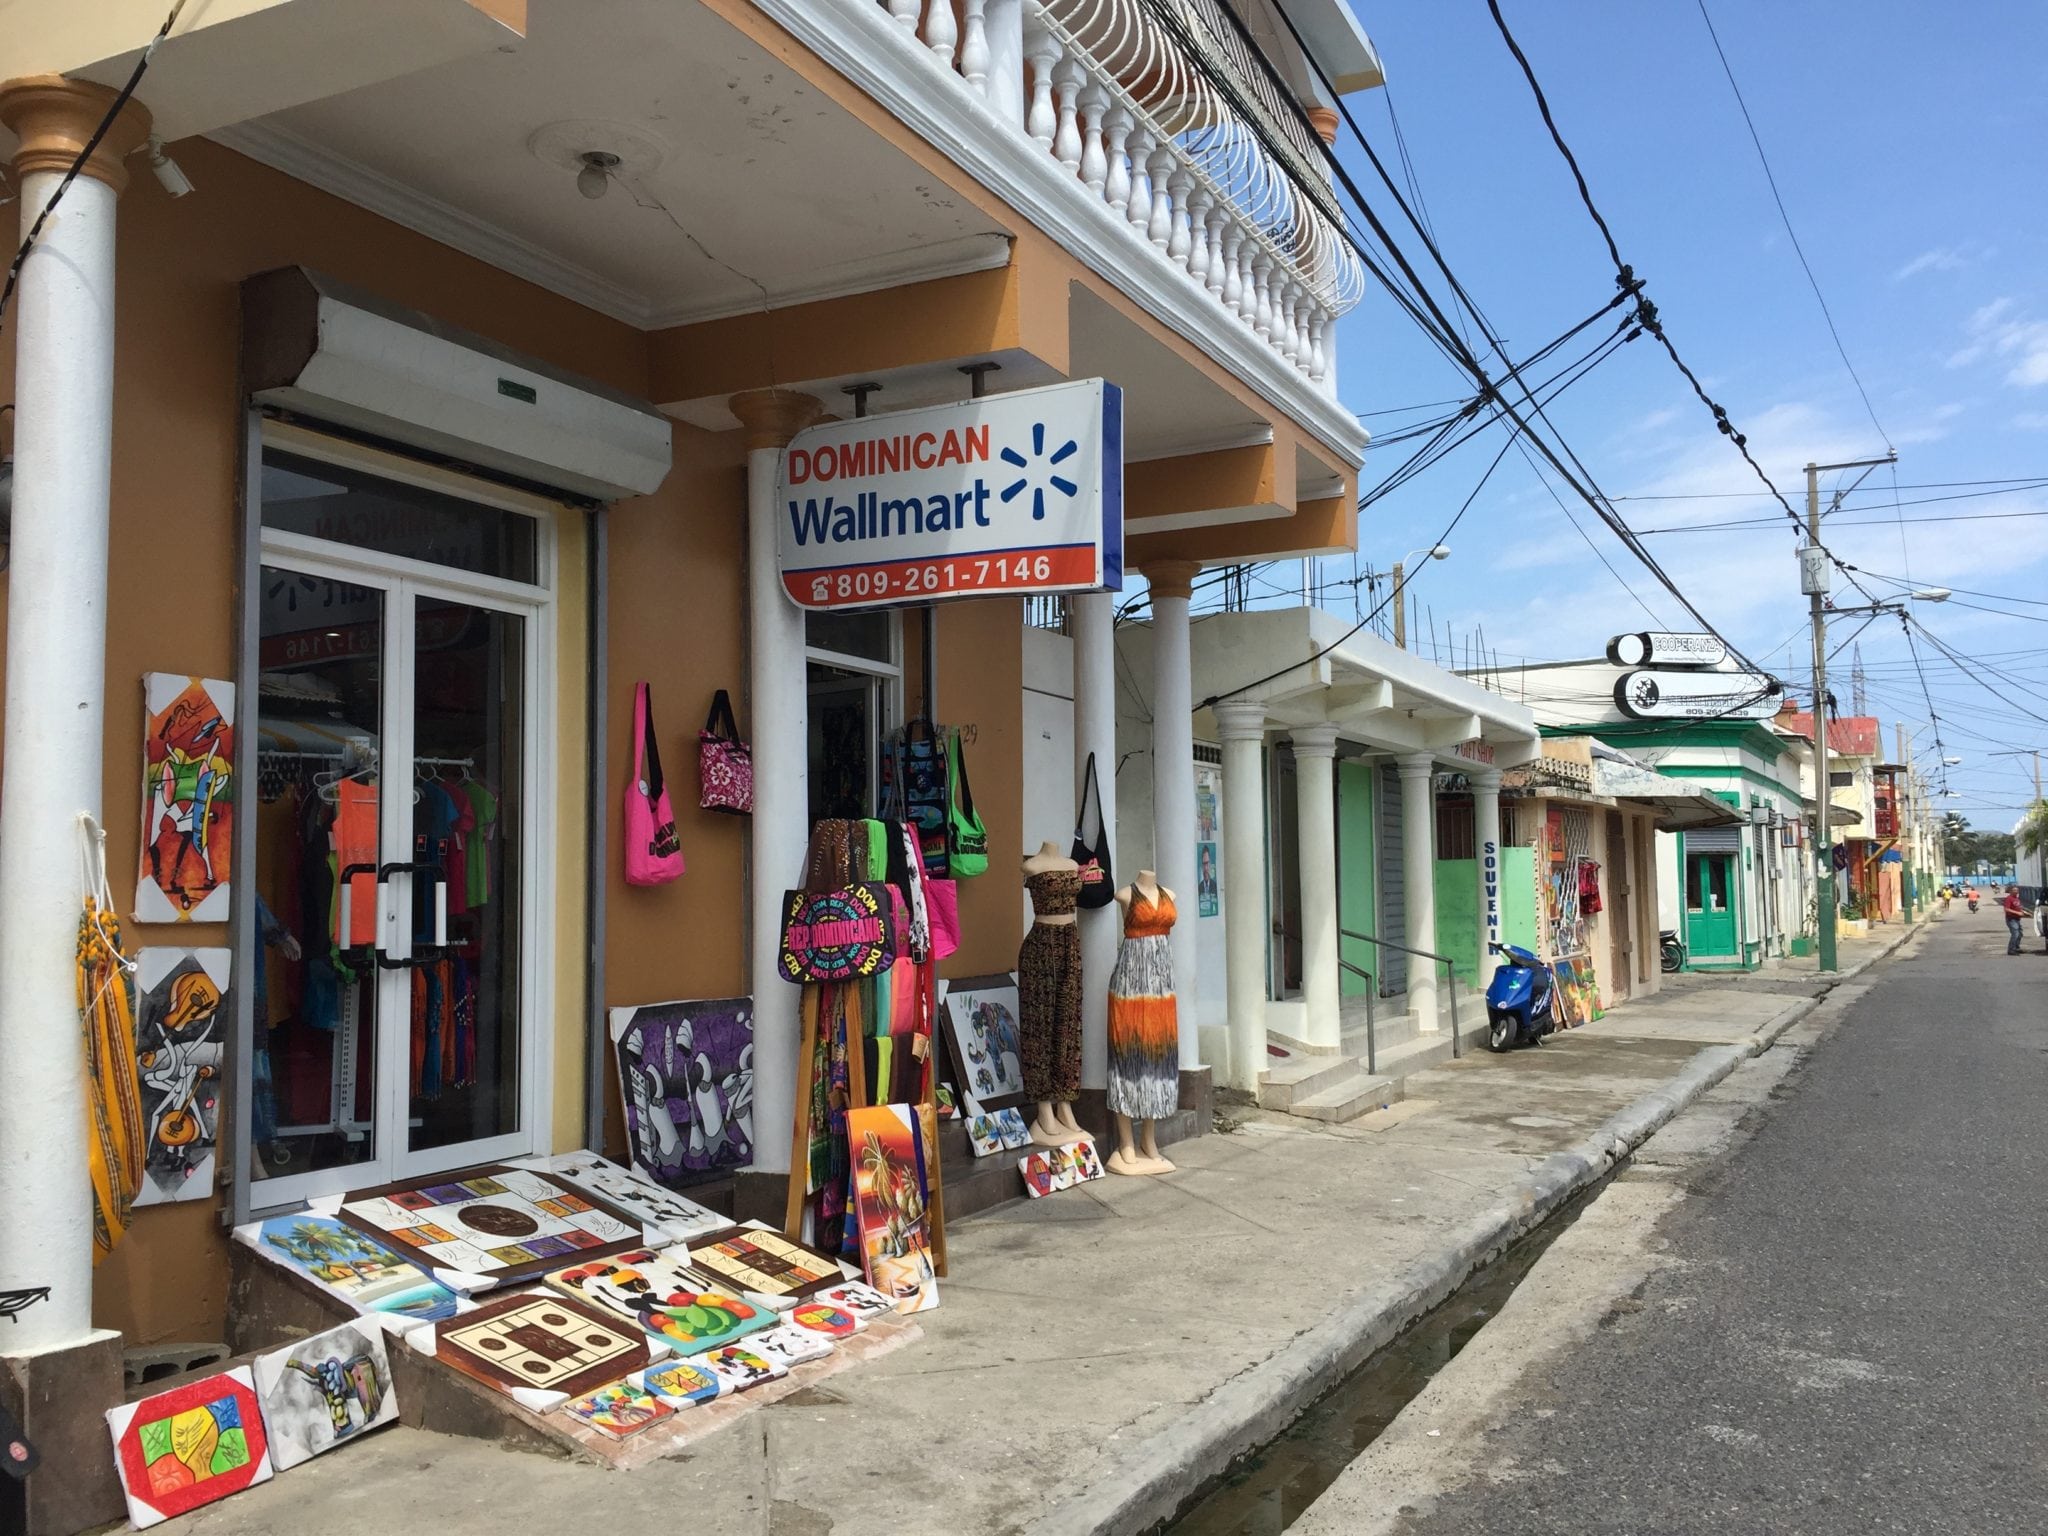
[1684,851,1739,960]
[245,437,553,1212]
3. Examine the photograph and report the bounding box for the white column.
[1291,726,1342,1051]
[1397,753,1440,1034]
[1071,590,1116,1090]
[731,391,823,1179]
[0,80,149,1354]
[1148,564,1201,1069]
[983,0,1026,129]
[1472,768,1504,992]
[1214,700,1270,1089]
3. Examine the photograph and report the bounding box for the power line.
[1618,478,2048,500]
[1636,501,2048,535]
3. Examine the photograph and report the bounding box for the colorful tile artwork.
[562,1380,674,1439]
[1020,1137,1106,1199]
[107,1367,273,1528]
[685,1227,843,1301]
[750,1323,834,1368]
[964,1107,1033,1158]
[133,948,229,1206]
[544,1249,772,1353]
[636,1361,725,1409]
[339,1165,642,1283]
[814,1281,894,1326]
[693,1344,785,1393]
[544,1150,729,1241]
[239,1215,460,1321]
[136,674,236,924]
[251,1321,398,1472]
[609,998,755,1189]
[433,1292,655,1403]
[787,1302,859,1339]
[846,1104,940,1315]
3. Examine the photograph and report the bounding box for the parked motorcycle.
[1659,929,1686,974]
[1485,943,1558,1052]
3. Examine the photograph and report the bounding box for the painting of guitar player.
[133,949,230,1206]
[609,998,754,1189]
[136,675,235,923]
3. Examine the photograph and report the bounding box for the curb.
[1019,949,1905,1536]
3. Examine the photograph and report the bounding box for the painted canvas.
[434,1292,655,1403]
[107,1367,272,1528]
[545,1249,772,1353]
[940,980,1027,1109]
[339,1165,642,1283]
[963,1114,1005,1158]
[544,1150,728,1241]
[136,674,235,923]
[692,1344,785,1392]
[787,1302,858,1339]
[685,1227,842,1301]
[815,1280,895,1326]
[609,998,755,1189]
[238,1215,459,1321]
[562,1380,674,1439]
[636,1361,724,1408]
[132,948,228,1206]
[751,1322,833,1368]
[1020,1136,1107,1198]
[251,1320,397,1472]
[847,1105,939,1315]
[995,1108,1033,1149]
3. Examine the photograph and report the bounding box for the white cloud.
[2013,411,2048,432]
[1948,297,2048,385]
[1894,246,1972,282]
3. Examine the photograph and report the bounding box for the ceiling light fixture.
[575,151,620,201]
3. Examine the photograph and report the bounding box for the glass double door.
[252,554,532,1204]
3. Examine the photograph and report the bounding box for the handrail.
[1337,957,1376,1073]
[1338,925,1462,1060]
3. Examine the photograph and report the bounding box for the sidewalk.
[169,922,1924,1536]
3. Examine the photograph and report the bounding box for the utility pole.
[1896,722,1914,923]
[1392,560,1407,648]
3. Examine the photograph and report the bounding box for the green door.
[1685,853,1738,959]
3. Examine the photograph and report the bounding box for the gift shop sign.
[776,380,1123,610]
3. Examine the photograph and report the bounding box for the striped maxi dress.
[1107,888,1180,1120]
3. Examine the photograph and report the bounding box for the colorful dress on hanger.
[1019,868,1083,1103]
[1107,887,1179,1121]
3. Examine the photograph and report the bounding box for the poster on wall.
[609,998,755,1189]
[136,674,235,923]
[134,948,229,1207]
[1197,842,1220,919]
[1195,764,1221,918]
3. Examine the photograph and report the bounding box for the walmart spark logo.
[999,423,1080,520]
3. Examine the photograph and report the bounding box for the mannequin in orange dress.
[1106,870,1177,1175]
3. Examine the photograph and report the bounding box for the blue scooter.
[1485,943,1558,1052]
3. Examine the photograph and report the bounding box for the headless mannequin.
[1022,841,1088,1147]
[1107,870,1176,1176]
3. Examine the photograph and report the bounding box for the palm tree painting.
[846,1106,937,1312]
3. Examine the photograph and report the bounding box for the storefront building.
[0,1,1387,1522]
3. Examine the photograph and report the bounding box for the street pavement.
[1298,911,2048,1535]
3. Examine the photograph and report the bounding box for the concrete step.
[1286,1073,1400,1123]
[1255,1053,1368,1110]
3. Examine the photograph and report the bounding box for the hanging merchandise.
[946,730,989,878]
[897,718,950,877]
[1069,752,1116,909]
[925,878,962,961]
[778,883,898,983]
[698,688,754,815]
[1579,858,1604,915]
[78,816,144,1263]
[623,682,684,886]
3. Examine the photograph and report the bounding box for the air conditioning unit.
[243,267,672,502]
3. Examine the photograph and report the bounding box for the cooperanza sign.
[776,379,1123,610]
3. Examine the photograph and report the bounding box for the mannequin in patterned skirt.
[1106,870,1178,1175]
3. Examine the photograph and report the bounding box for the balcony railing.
[872,0,1365,390]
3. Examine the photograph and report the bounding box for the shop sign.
[776,380,1123,610]
[1614,669,1780,721]
[1453,738,1495,765]
[1606,631,1728,668]
[1481,838,1502,950]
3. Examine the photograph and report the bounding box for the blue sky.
[1305,1,2048,828]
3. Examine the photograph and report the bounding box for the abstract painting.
[693,1343,785,1393]
[238,1214,459,1322]
[609,998,755,1189]
[545,1249,772,1353]
[750,1322,833,1367]
[636,1361,724,1408]
[339,1165,642,1283]
[251,1320,397,1472]
[815,1280,895,1326]
[136,674,235,923]
[847,1105,939,1315]
[132,948,228,1206]
[787,1302,858,1339]
[107,1367,272,1528]
[1020,1137,1106,1198]
[685,1227,843,1301]
[940,978,1027,1109]
[544,1150,728,1241]
[964,1107,1031,1157]
[562,1380,674,1439]
[433,1292,655,1403]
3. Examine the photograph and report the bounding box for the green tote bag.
[947,729,989,878]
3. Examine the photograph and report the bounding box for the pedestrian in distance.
[2001,884,2026,955]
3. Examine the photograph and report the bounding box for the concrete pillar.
[1071,590,1116,1089]
[1397,752,1440,1033]
[1147,561,1201,1069]
[1290,725,1341,1051]
[1471,768,1504,991]
[1214,700,1269,1089]
[731,390,824,1178]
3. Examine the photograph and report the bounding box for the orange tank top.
[1123,887,1176,938]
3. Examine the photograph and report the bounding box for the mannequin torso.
[1023,841,1080,926]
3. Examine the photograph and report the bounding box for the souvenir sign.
[693,1344,785,1393]
[545,1249,773,1354]
[562,1380,674,1439]
[940,978,1028,1109]
[609,998,755,1189]
[251,1321,397,1472]
[636,1361,725,1409]
[777,378,1124,610]
[815,1280,894,1326]
[136,674,236,922]
[133,948,229,1205]
[433,1292,655,1403]
[686,1227,843,1301]
[846,1105,940,1315]
[1020,1137,1106,1198]
[107,1367,273,1528]
[543,1150,728,1241]
[338,1165,641,1284]
[787,1302,859,1339]
[237,1215,460,1322]
[1605,631,1728,668]
[751,1322,834,1368]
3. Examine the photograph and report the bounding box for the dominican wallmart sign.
[776,379,1123,610]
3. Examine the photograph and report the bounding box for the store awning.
[1805,799,1863,828]
[1613,789,1747,832]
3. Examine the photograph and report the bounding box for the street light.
[1391,544,1451,650]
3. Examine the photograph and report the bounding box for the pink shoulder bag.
[624,682,685,885]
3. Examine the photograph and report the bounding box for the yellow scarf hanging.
[78,819,144,1262]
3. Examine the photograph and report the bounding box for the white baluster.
[1309,308,1329,383]
[1146,145,1175,249]
[1185,189,1212,284]
[1078,83,1110,195]
[923,0,958,67]
[889,0,920,33]
[959,0,990,92]
[1220,223,1245,311]
[1250,249,1274,339]
[1024,26,1060,150]
[1102,106,1134,215]
[1167,167,1195,266]
[1052,57,1084,174]
[1286,282,1306,365]
[1126,128,1157,235]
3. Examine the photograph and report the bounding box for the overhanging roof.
[1589,741,1745,831]
[1625,790,1747,832]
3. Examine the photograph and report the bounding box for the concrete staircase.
[1257,983,1494,1125]
[1256,1053,1398,1123]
